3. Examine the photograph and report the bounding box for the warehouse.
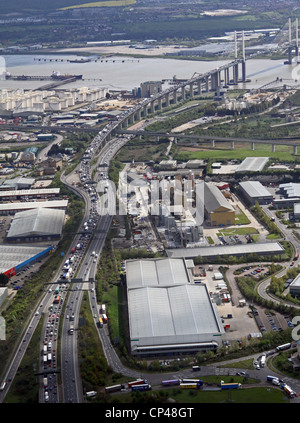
[166,242,285,259]
[0,244,54,278]
[235,157,269,173]
[0,188,60,201]
[0,199,68,215]
[239,181,273,205]
[0,177,35,190]
[126,258,224,357]
[7,207,65,242]
[204,182,235,226]
[279,183,300,199]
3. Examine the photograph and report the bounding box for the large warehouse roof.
[7,208,65,239]
[128,284,222,340]
[239,181,273,198]
[126,258,224,355]
[166,242,285,259]
[235,157,269,173]
[0,245,52,274]
[126,258,191,288]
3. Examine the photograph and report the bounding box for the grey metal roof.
[128,284,223,341]
[167,242,285,259]
[126,258,191,289]
[239,181,273,198]
[235,157,269,173]
[7,207,65,238]
[280,183,300,198]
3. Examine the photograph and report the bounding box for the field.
[174,143,299,162]
[60,0,136,9]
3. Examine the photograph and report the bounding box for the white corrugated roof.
[7,207,65,238]
[239,181,273,198]
[126,258,190,288]
[128,284,221,340]
[167,242,285,259]
[235,157,269,173]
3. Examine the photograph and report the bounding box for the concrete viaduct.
[110,57,247,132]
[115,130,300,154]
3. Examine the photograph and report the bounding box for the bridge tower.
[241,30,246,82]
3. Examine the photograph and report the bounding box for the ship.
[51,71,83,80]
[69,58,91,64]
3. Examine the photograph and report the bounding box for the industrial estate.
[0,0,300,407]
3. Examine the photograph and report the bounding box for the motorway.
[1,82,300,403]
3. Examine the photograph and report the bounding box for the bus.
[98,317,103,328]
[161,379,180,386]
[276,343,291,352]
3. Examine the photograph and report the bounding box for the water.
[0,53,299,91]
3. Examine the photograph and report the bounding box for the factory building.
[126,258,224,357]
[7,207,65,242]
[204,182,235,226]
[239,181,273,206]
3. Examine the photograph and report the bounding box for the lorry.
[131,384,151,392]
[180,383,202,390]
[260,354,266,367]
[105,384,125,394]
[221,382,241,390]
[282,383,295,398]
[128,379,147,388]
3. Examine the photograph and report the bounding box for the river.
[0,53,300,92]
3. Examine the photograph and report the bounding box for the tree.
[0,273,8,286]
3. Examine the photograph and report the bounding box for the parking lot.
[193,265,260,342]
